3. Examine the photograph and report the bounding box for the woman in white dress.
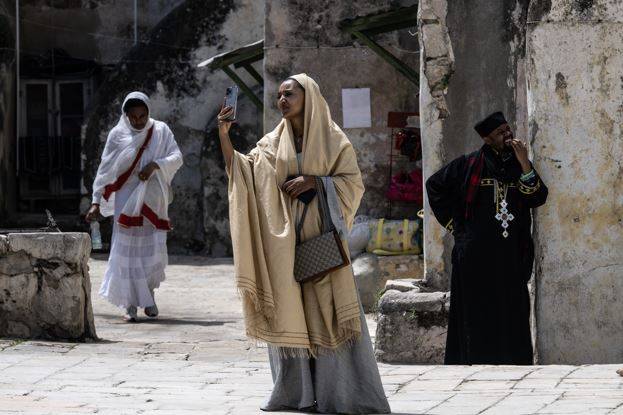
[85,92,183,322]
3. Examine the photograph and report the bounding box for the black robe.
[426,145,548,365]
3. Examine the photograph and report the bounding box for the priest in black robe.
[426,112,548,365]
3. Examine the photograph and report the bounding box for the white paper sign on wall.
[342,88,372,129]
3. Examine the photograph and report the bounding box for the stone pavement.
[1,255,623,414]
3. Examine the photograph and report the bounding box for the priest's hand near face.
[509,139,532,174]
[282,175,316,199]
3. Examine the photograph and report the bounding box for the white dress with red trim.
[92,108,183,309]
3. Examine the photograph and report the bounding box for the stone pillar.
[418,0,454,292]
[528,0,623,364]
[0,233,97,340]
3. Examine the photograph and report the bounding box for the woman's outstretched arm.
[218,106,235,172]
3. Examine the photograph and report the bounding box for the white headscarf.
[121,91,155,133]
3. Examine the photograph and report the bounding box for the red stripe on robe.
[118,204,172,231]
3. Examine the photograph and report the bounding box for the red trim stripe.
[118,203,172,231]
[103,126,154,201]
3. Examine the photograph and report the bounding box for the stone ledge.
[7,232,91,264]
[378,290,448,313]
[385,278,422,292]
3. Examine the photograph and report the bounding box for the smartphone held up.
[223,85,239,122]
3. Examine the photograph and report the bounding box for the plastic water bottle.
[90,221,102,251]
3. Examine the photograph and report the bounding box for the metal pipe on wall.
[15,0,19,176]
[134,0,138,45]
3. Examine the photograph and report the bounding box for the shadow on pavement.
[95,313,234,327]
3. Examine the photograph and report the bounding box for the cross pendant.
[495,199,515,238]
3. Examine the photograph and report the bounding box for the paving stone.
[457,380,517,391]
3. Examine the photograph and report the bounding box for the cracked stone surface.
[1,255,623,414]
[0,233,96,341]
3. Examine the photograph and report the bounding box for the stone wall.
[419,0,530,290]
[264,0,420,219]
[0,233,96,340]
[528,0,623,364]
[0,0,16,222]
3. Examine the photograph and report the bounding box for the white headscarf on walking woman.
[91,91,183,230]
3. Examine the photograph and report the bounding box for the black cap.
[474,111,507,137]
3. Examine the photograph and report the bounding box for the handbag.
[293,177,350,283]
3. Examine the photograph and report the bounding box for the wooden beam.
[350,30,419,87]
[233,54,264,69]
[221,65,264,110]
[242,64,264,87]
[361,20,418,37]
[198,40,264,70]
[340,5,418,34]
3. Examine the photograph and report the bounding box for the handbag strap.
[375,218,385,251]
[295,177,334,244]
[403,219,410,250]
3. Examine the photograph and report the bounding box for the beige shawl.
[228,74,365,356]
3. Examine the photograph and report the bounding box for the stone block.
[0,232,96,341]
[0,250,33,275]
[0,235,8,255]
[375,290,449,364]
[385,279,422,292]
[353,253,424,312]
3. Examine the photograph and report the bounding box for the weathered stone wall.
[419,0,530,290]
[528,0,623,364]
[264,0,420,219]
[0,233,96,340]
[0,0,16,222]
[81,0,264,255]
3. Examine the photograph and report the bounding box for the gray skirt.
[261,303,391,414]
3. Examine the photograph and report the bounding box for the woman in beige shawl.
[217,74,390,414]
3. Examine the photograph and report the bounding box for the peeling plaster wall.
[419,0,529,291]
[0,0,16,222]
[81,0,264,255]
[264,0,420,219]
[528,0,623,364]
